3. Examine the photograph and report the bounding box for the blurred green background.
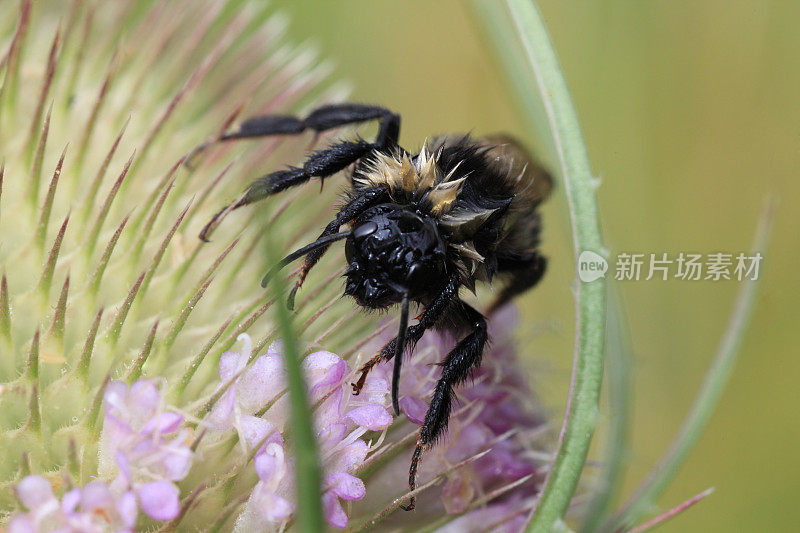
[271,1,799,531]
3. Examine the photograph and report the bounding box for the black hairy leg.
[197,103,402,240]
[188,103,400,167]
[403,303,488,511]
[486,251,547,315]
[220,103,400,147]
[271,186,390,308]
[200,139,376,240]
[351,275,460,410]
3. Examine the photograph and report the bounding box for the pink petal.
[359,376,390,404]
[322,491,348,529]
[314,388,344,431]
[80,481,113,512]
[254,443,285,483]
[262,493,293,522]
[329,440,369,473]
[218,350,247,382]
[7,514,36,533]
[61,488,81,513]
[250,482,294,523]
[317,422,347,446]
[326,472,366,501]
[103,381,130,409]
[160,445,194,481]
[102,413,135,448]
[115,451,132,482]
[399,396,428,425]
[128,380,161,414]
[15,475,55,509]
[136,481,180,521]
[237,354,286,413]
[117,491,138,528]
[345,404,392,430]
[303,351,346,398]
[239,416,277,450]
[142,412,184,434]
[205,388,237,430]
[132,438,157,456]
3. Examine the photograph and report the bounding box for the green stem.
[608,199,774,531]
[468,0,553,156]
[471,1,607,531]
[265,236,324,533]
[580,288,633,533]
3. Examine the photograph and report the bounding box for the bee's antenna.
[260,231,352,287]
[391,291,410,416]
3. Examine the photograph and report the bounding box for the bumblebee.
[196,103,552,510]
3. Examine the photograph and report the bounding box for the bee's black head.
[344,203,446,308]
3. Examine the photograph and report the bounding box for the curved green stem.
[580,288,633,533]
[471,1,607,531]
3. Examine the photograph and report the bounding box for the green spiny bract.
[0,0,358,521]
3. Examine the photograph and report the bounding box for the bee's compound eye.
[353,221,378,240]
[344,237,354,263]
[406,262,425,284]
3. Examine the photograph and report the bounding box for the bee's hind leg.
[487,251,546,315]
[402,302,487,511]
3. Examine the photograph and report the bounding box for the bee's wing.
[479,135,553,207]
[476,135,553,255]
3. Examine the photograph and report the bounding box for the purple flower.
[9,306,545,532]
[205,335,287,433]
[99,380,194,522]
[322,472,366,529]
[218,305,544,531]
[360,304,547,530]
[9,476,137,533]
[249,442,293,522]
[212,303,544,531]
[215,335,393,530]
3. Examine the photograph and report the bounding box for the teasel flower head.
[0,1,553,531]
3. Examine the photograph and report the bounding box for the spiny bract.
[0,0,352,522]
